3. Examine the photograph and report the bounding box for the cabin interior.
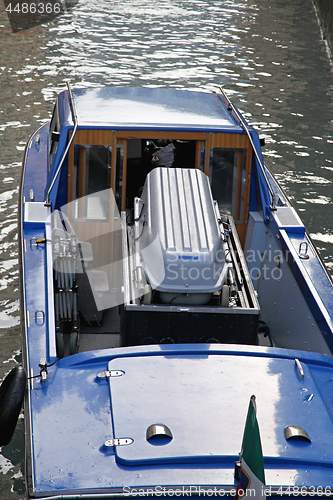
[49,114,267,358]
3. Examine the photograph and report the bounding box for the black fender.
[0,366,27,446]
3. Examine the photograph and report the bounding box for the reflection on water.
[0,0,332,497]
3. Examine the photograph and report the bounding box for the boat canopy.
[47,86,272,243]
[64,87,246,133]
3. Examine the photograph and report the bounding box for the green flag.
[235,395,266,499]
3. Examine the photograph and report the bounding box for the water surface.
[0,0,332,497]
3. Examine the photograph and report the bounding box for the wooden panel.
[195,140,205,170]
[72,129,116,146]
[115,130,248,147]
[210,132,249,149]
[204,135,212,175]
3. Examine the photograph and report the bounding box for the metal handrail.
[219,87,276,211]
[45,81,78,206]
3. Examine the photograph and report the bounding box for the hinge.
[97,370,124,379]
[104,437,133,447]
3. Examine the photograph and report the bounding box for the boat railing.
[45,81,78,207]
[219,87,276,211]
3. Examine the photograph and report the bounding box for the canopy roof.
[60,87,245,133]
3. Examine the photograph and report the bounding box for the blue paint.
[26,345,333,494]
[19,86,333,498]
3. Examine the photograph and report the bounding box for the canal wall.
[312,0,333,60]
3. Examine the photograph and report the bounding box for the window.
[209,148,247,223]
[73,145,112,221]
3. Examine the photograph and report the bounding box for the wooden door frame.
[67,129,252,247]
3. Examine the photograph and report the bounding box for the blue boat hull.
[18,87,333,498]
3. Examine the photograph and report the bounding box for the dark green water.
[0,0,332,497]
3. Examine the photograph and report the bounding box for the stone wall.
[312,0,333,59]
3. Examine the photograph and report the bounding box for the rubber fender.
[0,366,27,446]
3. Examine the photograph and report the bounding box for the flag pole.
[234,395,266,500]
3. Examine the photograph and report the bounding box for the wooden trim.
[110,132,117,193]
[115,130,208,141]
[237,146,253,247]
[72,129,116,146]
[203,135,252,248]
[210,132,249,149]
[67,130,246,203]
[117,139,128,212]
[68,130,246,149]
[68,130,115,205]
[66,129,254,250]
[204,137,211,176]
[195,140,205,170]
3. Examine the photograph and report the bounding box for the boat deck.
[60,306,272,358]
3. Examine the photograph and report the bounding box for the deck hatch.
[107,353,333,467]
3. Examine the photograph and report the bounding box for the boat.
[6,84,333,498]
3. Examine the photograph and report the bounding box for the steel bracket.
[97,370,124,379]
[104,437,133,447]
